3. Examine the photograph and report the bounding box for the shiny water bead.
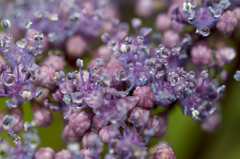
[34,9,43,18]
[160,48,171,58]
[69,12,80,21]
[5,98,18,108]
[96,58,104,68]
[209,7,223,18]
[196,27,210,37]
[3,115,14,130]
[0,38,6,48]
[188,10,195,20]
[71,92,83,104]
[13,55,22,64]
[4,34,12,42]
[76,58,84,67]
[136,36,144,45]
[25,19,33,29]
[234,70,240,81]
[200,70,209,80]
[1,19,11,28]
[173,43,182,52]
[125,36,134,44]
[34,32,43,41]
[3,74,15,86]
[107,40,116,49]
[140,27,153,37]
[183,2,192,12]
[16,38,27,49]
[182,34,192,45]
[27,46,36,54]
[167,72,179,86]
[3,45,10,52]
[101,33,110,43]
[115,70,128,81]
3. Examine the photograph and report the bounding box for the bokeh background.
[1,0,240,159]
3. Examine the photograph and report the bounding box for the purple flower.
[79,149,95,159]
[145,116,168,137]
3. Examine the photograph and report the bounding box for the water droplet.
[30,75,37,82]
[174,43,182,51]
[3,45,10,52]
[0,38,6,48]
[3,74,15,86]
[200,27,210,37]
[73,78,79,85]
[160,48,171,58]
[4,34,12,42]
[167,72,179,86]
[22,67,28,74]
[61,88,67,94]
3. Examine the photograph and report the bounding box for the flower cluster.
[0,0,238,158]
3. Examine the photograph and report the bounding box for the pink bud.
[34,147,55,159]
[163,30,180,48]
[35,87,50,102]
[133,86,154,108]
[201,113,221,132]
[41,55,64,71]
[135,0,153,17]
[66,36,86,57]
[52,90,63,102]
[82,132,103,153]
[37,66,56,88]
[128,107,150,127]
[6,114,23,133]
[33,107,53,127]
[152,147,176,159]
[69,111,91,136]
[215,47,236,67]
[216,11,238,35]
[61,124,81,142]
[191,45,212,65]
[79,149,95,159]
[145,116,168,137]
[92,115,108,131]
[98,45,112,63]
[55,150,72,159]
[99,125,120,143]
[155,14,172,32]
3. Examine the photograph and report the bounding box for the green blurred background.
[1,1,240,159]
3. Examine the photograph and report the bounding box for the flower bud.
[133,86,154,108]
[34,147,55,159]
[128,107,150,127]
[215,47,236,67]
[76,59,84,68]
[155,14,171,32]
[3,114,23,133]
[216,11,238,35]
[99,125,120,143]
[69,111,91,136]
[79,149,95,159]
[151,147,176,159]
[66,36,86,57]
[61,125,81,142]
[131,18,142,29]
[201,113,221,132]
[82,132,103,152]
[55,150,72,159]
[145,116,168,137]
[33,107,53,127]
[163,30,180,48]
[92,115,108,131]
[191,45,212,65]
[234,70,240,81]
[42,55,64,71]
